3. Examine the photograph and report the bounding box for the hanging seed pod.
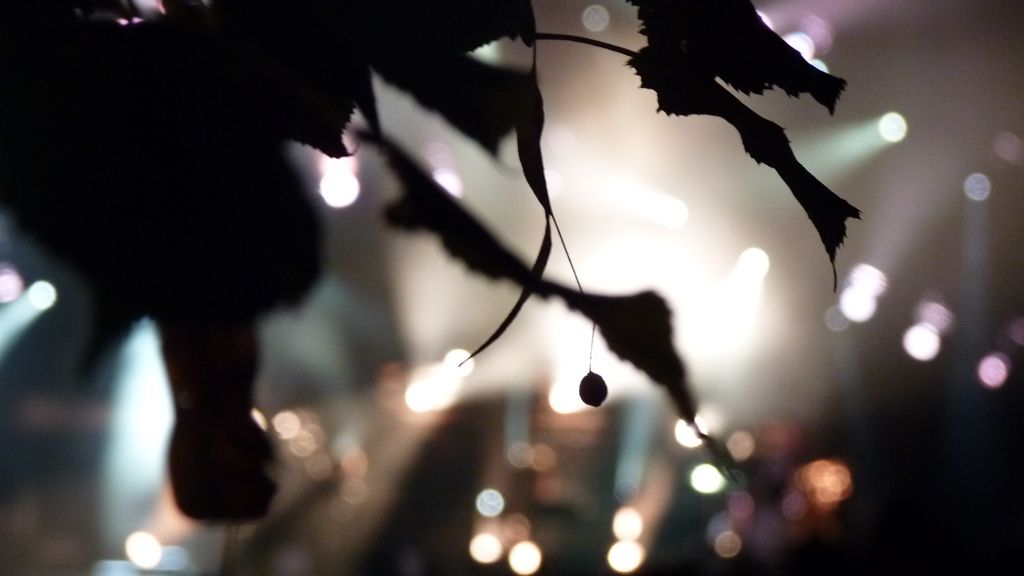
[579,371,608,407]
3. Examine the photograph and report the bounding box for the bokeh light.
[783,32,815,61]
[878,112,908,143]
[548,377,588,414]
[125,531,162,570]
[250,408,268,431]
[915,299,955,334]
[582,5,611,32]
[607,540,646,573]
[612,506,644,541]
[903,323,941,362]
[839,286,877,323]
[726,430,756,462]
[26,280,57,310]
[795,458,853,511]
[713,530,743,559]
[992,132,1023,165]
[824,305,850,332]
[508,541,542,575]
[432,168,463,197]
[469,533,504,564]
[444,348,475,378]
[272,410,302,440]
[475,488,506,518]
[963,172,991,202]
[736,247,771,280]
[674,419,703,448]
[977,353,1010,390]
[690,464,727,495]
[319,156,360,208]
[0,264,24,303]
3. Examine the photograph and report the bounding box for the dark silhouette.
[0,1,855,521]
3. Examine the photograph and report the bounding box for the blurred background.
[2,0,1023,574]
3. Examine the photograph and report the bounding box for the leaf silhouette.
[628,0,847,112]
[629,46,860,285]
[366,133,702,424]
[459,50,558,364]
[373,52,537,155]
[0,16,322,356]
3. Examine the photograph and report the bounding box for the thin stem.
[535,32,640,59]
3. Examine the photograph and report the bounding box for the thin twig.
[535,32,640,59]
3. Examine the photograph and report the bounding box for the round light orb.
[878,112,908,143]
[607,540,646,573]
[125,531,163,570]
[27,281,57,310]
[963,172,991,202]
[469,533,504,564]
[903,323,941,362]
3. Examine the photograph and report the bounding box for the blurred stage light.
[736,248,770,280]
[824,305,850,332]
[838,286,877,323]
[443,348,475,377]
[404,356,468,413]
[469,533,504,564]
[103,322,174,547]
[809,58,829,72]
[839,264,887,323]
[1009,317,1024,347]
[272,410,302,440]
[690,463,727,495]
[757,11,774,31]
[607,540,646,573]
[0,264,24,303]
[977,353,1010,390]
[476,488,506,518]
[795,458,853,511]
[783,32,815,60]
[878,112,908,143]
[125,531,162,570]
[903,323,941,361]
[508,541,542,575]
[608,180,689,229]
[963,172,991,202]
[432,167,464,197]
[713,530,743,559]
[612,506,644,541]
[915,299,955,334]
[802,15,834,55]
[250,408,268,431]
[726,430,756,462]
[849,263,888,296]
[582,4,611,32]
[318,156,360,208]
[548,377,588,414]
[26,280,57,310]
[674,419,703,448]
[992,132,1023,165]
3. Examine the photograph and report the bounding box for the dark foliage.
[0,1,855,519]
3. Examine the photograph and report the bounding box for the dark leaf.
[516,51,554,216]
[462,223,552,364]
[0,18,322,329]
[630,47,860,281]
[628,0,846,112]
[356,0,536,53]
[373,51,537,155]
